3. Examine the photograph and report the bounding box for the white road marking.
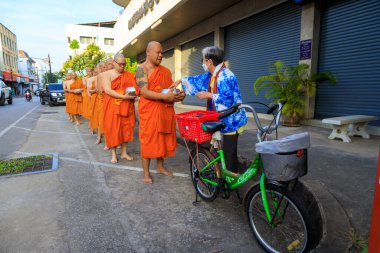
[0,105,39,138]
[15,151,189,178]
[23,117,69,123]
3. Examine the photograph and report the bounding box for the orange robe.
[103,71,137,148]
[97,90,104,134]
[65,81,73,114]
[89,81,99,130]
[70,79,83,115]
[82,81,91,119]
[138,65,176,158]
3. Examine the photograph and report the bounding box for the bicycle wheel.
[246,183,314,253]
[189,147,219,201]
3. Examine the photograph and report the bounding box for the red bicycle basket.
[175,110,219,143]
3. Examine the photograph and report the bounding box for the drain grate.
[0,153,59,177]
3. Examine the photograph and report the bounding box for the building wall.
[66,24,116,57]
[114,0,182,52]
[0,23,18,74]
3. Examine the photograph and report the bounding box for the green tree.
[124,57,138,73]
[69,39,80,50]
[43,72,60,84]
[60,44,107,77]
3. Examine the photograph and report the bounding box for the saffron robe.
[138,65,176,158]
[82,78,91,119]
[103,71,137,148]
[69,79,83,115]
[89,81,99,130]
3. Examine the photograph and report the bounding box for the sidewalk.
[0,103,378,252]
[174,103,379,252]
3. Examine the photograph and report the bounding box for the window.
[80,36,94,44]
[104,38,114,46]
[67,37,71,43]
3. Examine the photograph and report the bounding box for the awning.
[3,71,29,82]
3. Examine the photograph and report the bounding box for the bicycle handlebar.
[217,102,284,140]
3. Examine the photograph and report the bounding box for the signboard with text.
[300,39,312,60]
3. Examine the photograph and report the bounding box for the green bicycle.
[176,103,320,253]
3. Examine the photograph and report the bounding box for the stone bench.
[322,115,378,143]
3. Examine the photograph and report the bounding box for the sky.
[0,0,123,72]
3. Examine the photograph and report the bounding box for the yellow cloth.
[224,125,247,136]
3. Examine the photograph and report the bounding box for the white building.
[65,21,116,58]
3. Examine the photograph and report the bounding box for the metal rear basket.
[256,133,310,182]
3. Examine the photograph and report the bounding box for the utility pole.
[48,54,52,74]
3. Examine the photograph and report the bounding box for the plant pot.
[282,115,301,127]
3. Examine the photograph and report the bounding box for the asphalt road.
[0,96,41,159]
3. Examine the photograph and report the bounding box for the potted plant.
[254,60,336,126]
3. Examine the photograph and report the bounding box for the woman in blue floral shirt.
[178,46,248,173]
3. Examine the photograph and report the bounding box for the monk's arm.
[103,76,133,99]
[135,66,174,101]
[96,74,102,92]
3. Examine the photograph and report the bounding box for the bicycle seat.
[202,121,226,133]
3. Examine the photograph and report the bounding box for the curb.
[303,179,352,252]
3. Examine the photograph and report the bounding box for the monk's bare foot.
[120,154,133,161]
[75,122,80,126]
[143,177,153,184]
[104,146,109,150]
[95,138,101,145]
[157,167,173,176]
[111,157,118,164]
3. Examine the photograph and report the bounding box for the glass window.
[104,38,114,46]
[67,37,71,43]
[80,36,93,44]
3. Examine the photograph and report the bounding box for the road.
[0,97,41,159]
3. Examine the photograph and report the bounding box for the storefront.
[114,0,380,126]
[316,0,380,126]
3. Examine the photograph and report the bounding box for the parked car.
[40,83,65,106]
[0,80,12,105]
[34,87,44,96]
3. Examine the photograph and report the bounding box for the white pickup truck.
[0,80,13,105]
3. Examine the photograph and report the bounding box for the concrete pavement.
[0,102,378,252]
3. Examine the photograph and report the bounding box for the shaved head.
[105,58,114,70]
[113,53,124,62]
[98,62,107,72]
[146,41,163,66]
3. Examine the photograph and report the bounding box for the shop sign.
[128,0,160,30]
[300,39,312,60]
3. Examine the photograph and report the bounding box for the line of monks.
[63,41,186,184]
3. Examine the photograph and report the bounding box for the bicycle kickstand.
[234,190,243,208]
[192,191,199,206]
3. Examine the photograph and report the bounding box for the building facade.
[66,21,116,58]
[0,23,19,85]
[113,0,380,126]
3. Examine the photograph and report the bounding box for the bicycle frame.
[195,148,281,225]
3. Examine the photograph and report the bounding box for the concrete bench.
[322,115,378,143]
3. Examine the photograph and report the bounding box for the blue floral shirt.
[181,66,248,133]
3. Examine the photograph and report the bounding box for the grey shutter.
[225,2,301,112]
[161,49,175,80]
[316,0,380,126]
[181,33,214,106]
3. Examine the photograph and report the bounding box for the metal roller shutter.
[225,2,301,112]
[161,49,175,80]
[181,33,214,106]
[316,0,380,126]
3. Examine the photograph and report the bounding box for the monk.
[63,73,73,121]
[82,67,93,129]
[67,73,84,125]
[88,67,99,135]
[102,53,137,163]
[105,58,114,71]
[96,62,107,148]
[136,41,186,184]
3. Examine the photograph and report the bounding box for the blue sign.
[300,39,312,60]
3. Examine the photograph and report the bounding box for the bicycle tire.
[189,147,219,201]
[246,183,316,253]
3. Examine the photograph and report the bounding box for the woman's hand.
[196,91,212,100]
[174,91,186,102]
[169,79,182,90]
